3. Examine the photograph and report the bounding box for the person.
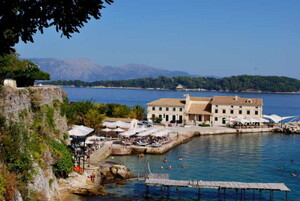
[160,166,164,170]
[163,158,168,162]
[169,165,172,170]
[178,157,183,161]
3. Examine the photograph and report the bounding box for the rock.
[99,161,132,181]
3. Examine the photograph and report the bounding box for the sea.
[63,87,300,201]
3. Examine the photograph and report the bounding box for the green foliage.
[0,174,6,200]
[0,123,34,182]
[129,105,145,120]
[84,109,106,131]
[0,53,50,86]
[112,105,130,118]
[50,140,73,178]
[43,75,300,92]
[0,0,114,55]
[154,117,163,124]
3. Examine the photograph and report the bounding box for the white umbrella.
[101,128,112,132]
[86,135,101,141]
[113,128,125,132]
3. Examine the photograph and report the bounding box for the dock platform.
[145,174,290,200]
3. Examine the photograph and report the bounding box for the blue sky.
[15,0,300,78]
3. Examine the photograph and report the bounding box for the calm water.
[63,87,300,200]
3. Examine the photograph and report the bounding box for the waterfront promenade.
[110,125,275,155]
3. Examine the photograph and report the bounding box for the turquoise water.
[63,88,300,200]
[85,133,300,201]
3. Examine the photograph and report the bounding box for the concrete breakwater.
[278,121,300,134]
[111,126,275,155]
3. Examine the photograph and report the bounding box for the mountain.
[29,58,190,81]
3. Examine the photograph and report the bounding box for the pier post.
[167,186,170,196]
[253,190,255,200]
[259,190,262,201]
[223,189,226,200]
[235,189,238,201]
[218,188,220,198]
[286,192,288,201]
[146,185,149,194]
[198,188,201,200]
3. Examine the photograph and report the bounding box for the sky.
[15,0,300,78]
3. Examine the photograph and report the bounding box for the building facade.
[147,94,263,126]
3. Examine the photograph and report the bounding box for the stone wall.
[0,86,63,119]
[0,86,68,201]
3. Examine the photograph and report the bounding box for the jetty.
[145,174,290,200]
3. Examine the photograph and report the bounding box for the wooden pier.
[145,174,291,200]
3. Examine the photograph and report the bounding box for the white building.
[147,94,263,126]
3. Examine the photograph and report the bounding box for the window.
[179,115,183,121]
[173,107,176,111]
[215,117,218,121]
[172,115,176,121]
[215,109,218,113]
[198,115,202,121]
[152,114,155,119]
[152,107,155,111]
[231,105,234,108]
[222,118,226,124]
[159,107,162,111]
[239,110,242,115]
[166,115,169,121]
[230,110,234,114]
[247,110,250,115]
[179,108,183,112]
[239,106,242,108]
[255,111,258,115]
[223,109,226,114]
[216,105,218,107]
[166,107,169,111]
[159,114,162,119]
[255,106,259,109]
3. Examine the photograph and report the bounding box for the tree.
[84,109,106,133]
[0,53,50,86]
[0,0,114,56]
[129,105,145,120]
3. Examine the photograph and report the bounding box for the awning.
[68,125,94,137]
[263,114,296,123]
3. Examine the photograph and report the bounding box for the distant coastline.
[43,84,300,94]
[40,75,300,94]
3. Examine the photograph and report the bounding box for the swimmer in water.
[178,157,183,161]
[163,158,168,162]
[160,166,164,170]
[169,165,172,170]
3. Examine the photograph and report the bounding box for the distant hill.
[43,75,300,93]
[29,58,190,81]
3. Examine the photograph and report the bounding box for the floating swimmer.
[178,157,183,161]
[169,165,172,170]
[163,158,168,162]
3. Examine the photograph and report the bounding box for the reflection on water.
[84,133,300,201]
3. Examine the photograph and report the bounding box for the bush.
[50,140,73,178]
[198,124,210,127]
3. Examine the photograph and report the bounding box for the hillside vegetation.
[43,75,300,93]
